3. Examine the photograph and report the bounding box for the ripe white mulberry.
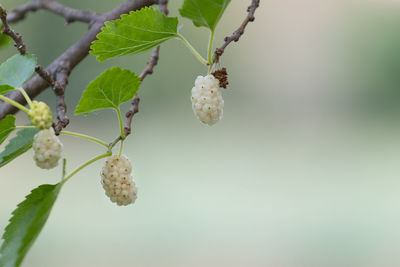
[28,101,53,130]
[191,74,224,126]
[101,155,138,206]
[32,128,63,169]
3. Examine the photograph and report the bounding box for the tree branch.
[123,0,168,136]
[6,0,97,25]
[214,0,260,64]
[0,0,158,119]
[0,7,26,54]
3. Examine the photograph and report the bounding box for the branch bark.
[0,0,158,119]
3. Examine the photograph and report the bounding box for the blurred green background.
[1,0,400,266]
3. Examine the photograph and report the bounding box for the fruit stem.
[16,87,32,107]
[63,152,112,183]
[119,140,124,156]
[116,108,125,140]
[60,131,109,148]
[108,135,122,152]
[15,126,36,129]
[0,94,30,114]
[207,30,215,66]
[62,158,67,180]
[177,33,209,66]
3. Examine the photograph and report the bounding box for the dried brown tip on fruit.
[212,68,229,89]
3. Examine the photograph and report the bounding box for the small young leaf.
[0,128,38,168]
[91,6,178,62]
[0,84,15,95]
[0,115,15,145]
[179,0,231,31]
[75,67,141,115]
[0,54,37,88]
[0,183,63,267]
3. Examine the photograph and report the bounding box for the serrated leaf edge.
[0,183,62,267]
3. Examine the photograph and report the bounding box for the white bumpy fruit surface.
[32,128,63,169]
[101,155,138,206]
[191,74,224,126]
[28,101,53,129]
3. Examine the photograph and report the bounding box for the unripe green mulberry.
[191,75,224,126]
[28,101,52,129]
[101,155,138,206]
[32,128,63,169]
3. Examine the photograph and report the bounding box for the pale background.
[1,0,400,266]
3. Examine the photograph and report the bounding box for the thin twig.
[139,46,160,81]
[124,95,140,136]
[34,64,70,134]
[5,2,41,24]
[0,7,26,54]
[53,62,70,134]
[214,0,260,64]
[123,0,168,136]
[123,47,159,135]
[158,0,169,16]
[6,0,97,25]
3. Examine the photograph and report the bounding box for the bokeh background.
[1,0,400,266]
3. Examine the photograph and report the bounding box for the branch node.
[35,65,55,86]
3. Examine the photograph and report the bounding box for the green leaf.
[0,128,38,168]
[0,26,11,49]
[0,85,15,95]
[91,6,178,62]
[179,0,231,30]
[75,67,141,115]
[0,54,37,88]
[0,183,62,267]
[0,115,15,145]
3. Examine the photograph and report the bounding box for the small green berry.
[28,101,53,129]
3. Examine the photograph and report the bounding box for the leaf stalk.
[63,152,111,183]
[60,131,109,148]
[177,33,208,66]
[0,94,30,114]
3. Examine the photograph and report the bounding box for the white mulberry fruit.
[191,74,224,126]
[101,155,138,206]
[28,101,53,130]
[32,128,63,169]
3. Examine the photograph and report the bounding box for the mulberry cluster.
[101,155,138,206]
[32,128,63,169]
[191,75,224,126]
[28,101,53,130]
